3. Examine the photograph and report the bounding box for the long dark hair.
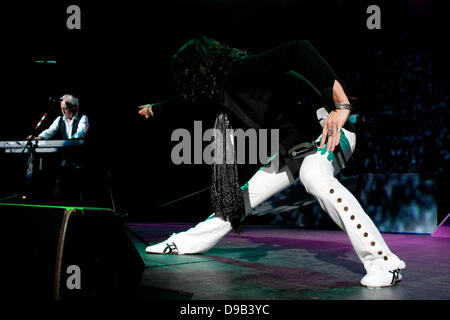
[171,35,248,104]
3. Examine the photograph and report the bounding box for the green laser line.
[0,202,112,211]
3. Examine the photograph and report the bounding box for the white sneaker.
[145,234,179,254]
[360,268,403,288]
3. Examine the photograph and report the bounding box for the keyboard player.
[26,94,89,205]
[27,94,89,142]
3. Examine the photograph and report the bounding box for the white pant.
[165,129,405,273]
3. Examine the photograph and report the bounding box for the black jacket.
[153,40,354,176]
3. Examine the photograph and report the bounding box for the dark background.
[1,1,448,225]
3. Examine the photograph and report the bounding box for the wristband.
[335,103,352,111]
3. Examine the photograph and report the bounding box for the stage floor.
[127,223,450,300]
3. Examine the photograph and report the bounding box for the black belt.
[287,140,347,171]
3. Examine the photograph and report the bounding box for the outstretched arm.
[137,95,183,120]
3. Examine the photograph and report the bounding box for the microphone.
[316,107,329,128]
[47,96,60,110]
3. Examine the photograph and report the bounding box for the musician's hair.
[61,94,79,111]
[171,35,248,104]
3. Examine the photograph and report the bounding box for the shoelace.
[163,242,178,254]
[389,268,401,284]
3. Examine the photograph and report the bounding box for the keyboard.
[0,140,84,153]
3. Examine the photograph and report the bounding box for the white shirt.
[38,113,89,140]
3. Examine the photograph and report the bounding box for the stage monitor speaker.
[3,203,145,300]
[432,213,450,238]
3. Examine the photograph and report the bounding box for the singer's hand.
[319,109,350,152]
[138,104,154,119]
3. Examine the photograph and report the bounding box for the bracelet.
[335,103,352,111]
